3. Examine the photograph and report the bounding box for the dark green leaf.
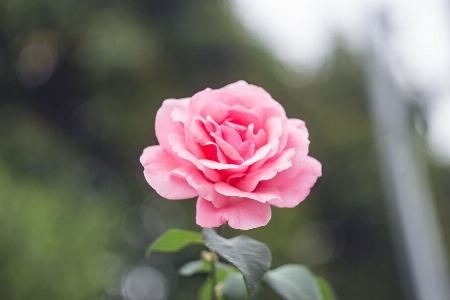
[146,229,203,258]
[221,273,264,300]
[202,228,271,297]
[264,264,322,300]
[317,277,339,300]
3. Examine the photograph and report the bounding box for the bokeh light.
[17,42,56,88]
[121,266,168,300]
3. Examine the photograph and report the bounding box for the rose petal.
[168,134,222,182]
[214,182,281,203]
[233,148,295,192]
[199,159,240,170]
[184,128,206,160]
[203,141,228,163]
[189,88,240,116]
[228,104,261,128]
[236,140,255,161]
[223,121,247,136]
[288,118,308,135]
[196,196,272,230]
[191,118,212,145]
[200,102,230,123]
[171,166,228,208]
[264,117,283,153]
[210,133,243,163]
[264,123,310,186]
[242,143,272,166]
[155,98,190,152]
[205,115,221,135]
[220,125,242,148]
[245,123,267,149]
[140,146,198,199]
[277,118,290,154]
[267,156,322,208]
[171,107,188,124]
[225,81,286,116]
[248,117,284,171]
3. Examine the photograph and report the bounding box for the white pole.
[366,11,450,300]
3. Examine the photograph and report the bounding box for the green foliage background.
[0,0,448,299]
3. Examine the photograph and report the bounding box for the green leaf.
[146,229,203,258]
[202,228,271,298]
[264,264,322,300]
[198,266,230,300]
[221,273,264,300]
[199,277,224,300]
[179,259,235,276]
[195,256,235,300]
[179,260,207,276]
[317,277,339,300]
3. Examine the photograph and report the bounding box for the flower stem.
[210,226,225,300]
[210,258,217,300]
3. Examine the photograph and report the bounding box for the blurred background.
[1,0,449,299]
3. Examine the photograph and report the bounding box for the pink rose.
[140,81,321,230]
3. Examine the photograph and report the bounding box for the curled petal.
[171,166,228,208]
[191,118,212,145]
[264,123,310,186]
[214,182,281,203]
[203,141,228,163]
[223,121,247,138]
[168,134,222,182]
[228,104,262,128]
[245,123,267,149]
[200,102,230,123]
[242,143,272,166]
[233,148,295,192]
[267,156,322,208]
[210,132,244,163]
[248,117,283,171]
[200,159,240,170]
[155,98,189,152]
[196,197,272,230]
[225,81,286,116]
[220,125,242,148]
[288,118,308,136]
[189,88,239,116]
[184,129,206,160]
[236,140,255,161]
[140,146,198,199]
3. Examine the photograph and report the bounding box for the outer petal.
[225,81,285,116]
[214,182,281,203]
[267,156,322,208]
[233,148,295,192]
[247,117,283,172]
[189,81,285,118]
[264,122,310,186]
[200,102,230,123]
[140,146,198,199]
[171,166,228,208]
[155,98,190,152]
[189,88,240,117]
[196,197,272,230]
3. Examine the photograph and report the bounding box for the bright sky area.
[231,0,450,164]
